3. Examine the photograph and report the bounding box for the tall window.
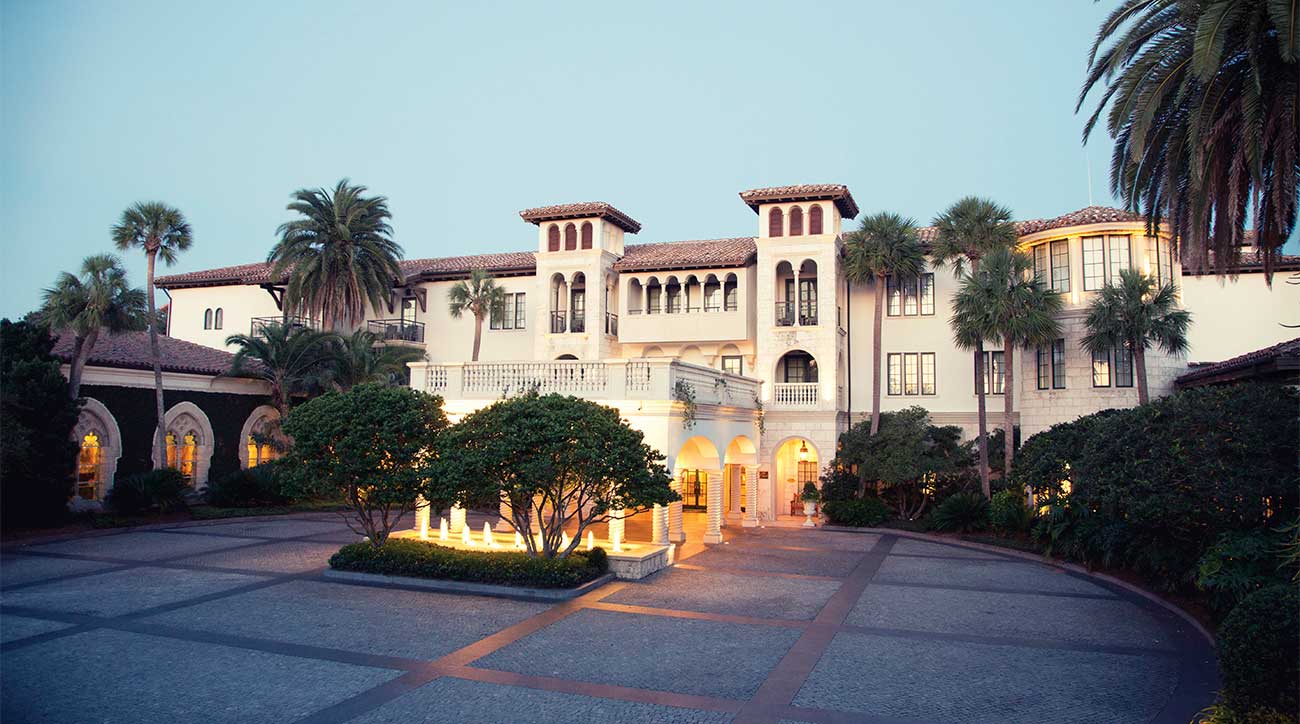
[789,206,803,236]
[1147,237,1174,285]
[1033,245,1049,283]
[1037,339,1066,390]
[1108,235,1131,280]
[723,278,738,311]
[564,223,577,251]
[769,208,783,237]
[1114,344,1135,387]
[166,432,197,483]
[77,432,102,501]
[490,292,526,330]
[1091,348,1111,387]
[580,222,593,249]
[887,352,935,396]
[1082,236,1106,291]
[886,273,934,317]
[213,308,223,330]
[979,350,1006,394]
[1050,240,1071,293]
[704,281,721,311]
[547,224,560,252]
[782,352,816,383]
[203,309,213,330]
[721,355,742,376]
[1036,346,1051,390]
[808,204,823,234]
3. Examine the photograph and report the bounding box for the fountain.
[586,530,594,551]
[438,517,448,542]
[483,522,496,548]
[462,524,473,546]
[515,531,525,550]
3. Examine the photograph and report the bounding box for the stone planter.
[802,501,817,527]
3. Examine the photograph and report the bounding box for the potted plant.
[800,482,820,528]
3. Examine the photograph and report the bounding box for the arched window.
[564,223,577,250]
[547,224,560,252]
[789,206,804,236]
[769,208,784,237]
[77,432,102,501]
[166,432,198,483]
[203,309,213,330]
[580,221,593,249]
[809,204,824,234]
[213,308,223,330]
[247,435,276,468]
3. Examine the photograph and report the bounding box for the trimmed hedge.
[930,492,989,533]
[206,463,291,508]
[329,538,610,589]
[1216,585,1299,716]
[106,468,188,514]
[822,497,890,527]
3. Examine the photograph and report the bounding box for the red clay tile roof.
[1176,337,1300,386]
[50,329,260,378]
[1180,246,1300,276]
[154,261,281,288]
[613,238,757,273]
[158,251,541,289]
[739,184,859,219]
[519,202,641,233]
[1015,206,1145,236]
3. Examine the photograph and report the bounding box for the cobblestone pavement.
[0,513,1216,724]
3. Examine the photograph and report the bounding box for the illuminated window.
[1108,235,1131,280]
[167,432,196,483]
[1033,245,1048,283]
[77,432,103,501]
[1092,348,1111,387]
[1082,236,1106,290]
[1050,240,1071,293]
[246,435,276,468]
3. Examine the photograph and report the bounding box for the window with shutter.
[580,222,593,249]
[789,206,803,236]
[769,208,783,237]
[547,225,560,252]
[564,223,577,250]
[808,204,823,234]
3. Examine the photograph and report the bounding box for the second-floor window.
[1147,237,1174,285]
[490,292,527,330]
[704,281,721,311]
[1082,236,1106,291]
[1051,240,1071,293]
[887,352,936,396]
[724,280,738,311]
[886,273,935,317]
[203,308,213,330]
[1037,338,1067,389]
[1109,235,1131,281]
[978,350,1005,395]
[1093,345,1134,387]
[721,355,743,376]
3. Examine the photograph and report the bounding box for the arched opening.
[72,398,121,504]
[723,273,739,311]
[702,274,721,312]
[203,309,213,330]
[774,438,820,517]
[776,349,818,383]
[556,354,578,360]
[768,207,784,237]
[213,308,223,330]
[789,205,804,236]
[641,345,664,357]
[628,278,644,314]
[808,204,824,235]
[564,223,577,251]
[723,435,757,515]
[679,345,705,365]
[580,221,593,249]
[797,259,818,325]
[549,273,568,333]
[645,277,662,314]
[239,405,281,469]
[682,274,701,313]
[664,276,683,314]
[153,402,215,488]
[569,272,586,332]
[673,436,721,510]
[774,261,795,326]
[547,224,560,252]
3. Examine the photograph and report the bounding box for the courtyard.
[0,513,1215,724]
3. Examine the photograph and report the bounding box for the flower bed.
[329,538,609,589]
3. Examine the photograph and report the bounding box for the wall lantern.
[798,441,809,462]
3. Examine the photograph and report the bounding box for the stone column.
[494,499,513,532]
[449,504,466,534]
[668,476,685,543]
[743,465,760,527]
[703,469,724,544]
[652,504,667,544]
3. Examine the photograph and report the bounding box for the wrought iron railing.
[799,302,818,326]
[570,311,586,333]
[250,316,311,337]
[774,302,795,326]
[604,312,618,336]
[549,311,567,334]
[367,319,425,343]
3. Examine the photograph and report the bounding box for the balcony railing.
[549,311,567,334]
[367,319,425,343]
[799,302,818,326]
[250,315,311,337]
[570,311,586,333]
[775,302,795,326]
[774,302,818,326]
[604,312,618,336]
[411,359,760,410]
[772,382,820,407]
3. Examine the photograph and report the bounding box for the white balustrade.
[772,382,820,407]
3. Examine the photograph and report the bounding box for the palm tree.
[225,323,339,445]
[329,329,425,390]
[970,248,1063,478]
[1081,268,1191,405]
[269,179,404,331]
[1080,1,1297,282]
[447,269,506,362]
[843,212,925,435]
[932,197,1018,497]
[112,202,192,469]
[40,254,149,399]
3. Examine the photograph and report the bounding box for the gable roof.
[1176,337,1300,388]
[614,238,757,273]
[739,184,859,219]
[518,202,642,233]
[51,329,257,377]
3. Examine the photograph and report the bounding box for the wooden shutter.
[769,208,783,237]
[809,204,823,234]
[581,222,593,249]
[564,223,577,250]
[789,206,803,236]
[547,225,560,252]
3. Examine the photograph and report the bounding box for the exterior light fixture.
[798,441,809,462]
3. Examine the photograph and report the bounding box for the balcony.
[772,382,820,407]
[250,315,312,337]
[410,359,761,409]
[604,312,618,336]
[774,302,818,327]
[550,311,567,334]
[367,319,425,344]
[775,302,795,327]
[570,311,586,334]
[618,304,753,344]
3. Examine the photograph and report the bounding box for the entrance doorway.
[680,469,707,509]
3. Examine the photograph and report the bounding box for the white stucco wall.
[1181,271,1298,363]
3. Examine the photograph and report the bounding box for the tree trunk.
[471,312,483,362]
[974,340,990,499]
[146,250,167,470]
[1135,345,1149,405]
[1003,338,1015,481]
[870,274,885,436]
[68,335,86,399]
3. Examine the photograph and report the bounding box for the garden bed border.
[321,568,616,603]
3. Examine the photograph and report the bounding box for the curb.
[321,569,617,603]
[2,511,346,551]
[819,524,1217,648]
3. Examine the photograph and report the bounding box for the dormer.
[519,202,641,256]
[739,184,859,240]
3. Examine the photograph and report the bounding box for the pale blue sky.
[2,1,1174,317]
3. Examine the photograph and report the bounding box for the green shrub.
[1195,529,1293,616]
[819,465,859,503]
[206,463,291,508]
[822,497,890,527]
[106,468,188,515]
[1216,585,1299,715]
[930,492,989,533]
[329,538,610,588]
[1195,702,1297,724]
[989,489,1033,534]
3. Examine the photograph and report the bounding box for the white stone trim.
[73,397,122,502]
[236,404,280,469]
[68,364,271,395]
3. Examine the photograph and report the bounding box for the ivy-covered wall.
[80,384,269,482]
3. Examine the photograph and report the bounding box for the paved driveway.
[0,515,1215,724]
